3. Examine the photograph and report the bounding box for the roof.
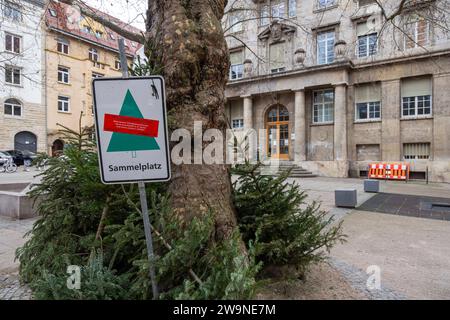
[45,0,143,56]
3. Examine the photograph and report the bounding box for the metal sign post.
[117,38,159,299]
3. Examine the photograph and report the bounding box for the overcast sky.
[83,0,147,31]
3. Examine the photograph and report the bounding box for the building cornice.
[353,49,450,70]
[227,60,354,87]
[226,50,450,88]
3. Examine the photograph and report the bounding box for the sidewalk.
[1,176,450,300]
[288,177,450,299]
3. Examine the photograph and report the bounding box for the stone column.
[294,89,306,162]
[242,96,253,130]
[334,84,348,161]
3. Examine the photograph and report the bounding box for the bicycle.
[0,157,18,173]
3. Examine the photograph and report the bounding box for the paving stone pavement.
[0,217,36,300]
[329,258,406,300]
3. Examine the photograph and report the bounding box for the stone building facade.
[224,0,450,182]
[0,0,46,153]
[44,0,141,155]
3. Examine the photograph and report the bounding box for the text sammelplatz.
[108,163,162,172]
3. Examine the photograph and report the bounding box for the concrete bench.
[364,179,380,193]
[335,189,357,208]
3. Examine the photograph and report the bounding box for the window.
[356,101,380,120]
[317,30,335,64]
[5,33,20,54]
[313,89,334,123]
[404,15,429,49]
[48,8,57,17]
[95,30,103,38]
[58,66,69,84]
[88,48,98,61]
[358,33,377,58]
[232,119,244,129]
[269,42,285,73]
[288,0,297,17]
[58,96,70,113]
[3,1,22,21]
[4,98,21,117]
[317,0,336,10]
[403,143,430,160]
[260,5,270,26]
[355,83,381,120]
[115,60,121,70]
[109,33,115,40]
[229,12,243,33]
[57,37,69,54]
[5,65,21,85]
[357,21,377,57]
[92,72,104,79]
[229,51,244,80]
[401,77,432,118]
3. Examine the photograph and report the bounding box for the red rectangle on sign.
[104,114,159,137]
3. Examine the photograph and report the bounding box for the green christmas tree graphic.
[107,89,160,152]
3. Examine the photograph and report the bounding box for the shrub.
[31,253,131,300]
[17,124,259,300]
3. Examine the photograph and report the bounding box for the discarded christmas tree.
[107,89,160,152]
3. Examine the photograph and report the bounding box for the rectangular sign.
[93,76,171,184]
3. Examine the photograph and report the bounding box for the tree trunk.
[147,1,237,240]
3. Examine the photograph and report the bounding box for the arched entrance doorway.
[266,104,290,160]
[14,131,37,153]
[52,139,64,156]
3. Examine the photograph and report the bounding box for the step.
[258,164,317,178]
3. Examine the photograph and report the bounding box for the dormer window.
[83,26,93,34]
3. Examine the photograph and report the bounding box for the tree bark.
[147,1,237,240]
